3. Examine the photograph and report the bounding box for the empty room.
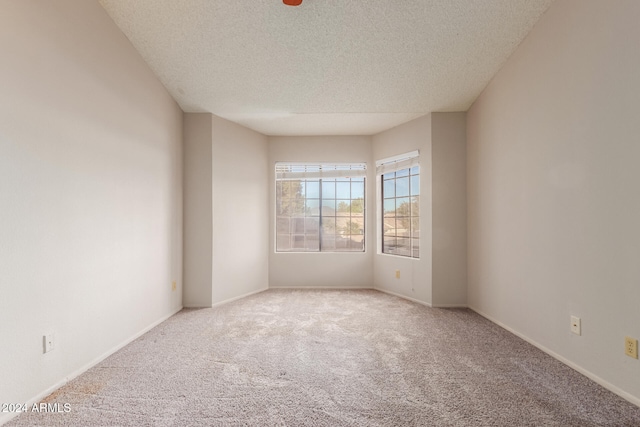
[1,0,640,425]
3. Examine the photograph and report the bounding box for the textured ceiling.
[99,0,554,136]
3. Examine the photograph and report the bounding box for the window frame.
[376,151,420,259]
[275,163,367,253]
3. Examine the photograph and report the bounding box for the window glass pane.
[321,199,336,215]
[383,172,395,180]
[410,175,420,196]
[322,180,336,198]
[351,181,364,199]
[336,217,348,233]
[293,199,305,215]
[276,199,286,216]
[383,179,395,198]
[336,200,350,216]
[280,199,304,216]
[305,199,320,215]
[305,181,320,198]
[281,180,291,195]
[397,218,411,237]
[322,217,336,234]
[276,217,290,234]
[293,218,305,233]
[383,237,397,253]
[396,168,409,177]
[322,236,336,251]
[396,238,411,257]
[411,217,420,238]
[411,196,420,216]
[341,219,362,236]
[292,235,305,249]
[305,217,319,233]
[383,199,395,215]
[351,216,364,236]
[411,238,420,258]
[276,235,290,251]
[351,198,364,214]
[305,234,319,251]
[345,236,364,251]
[287,180,303,198]
[383,218,396,236]
[396,197,410,215]
[336,181,350,199]
[396,177,410,197]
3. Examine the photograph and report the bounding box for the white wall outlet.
[570,316,581,335]
[43,334,55,353]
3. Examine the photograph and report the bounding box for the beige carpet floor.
[7,289,640,426]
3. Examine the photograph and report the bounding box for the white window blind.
[276,163,367,180]
[375,151,419,176]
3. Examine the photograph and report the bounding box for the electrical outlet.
[625,336,638,359]
[570,316,581,335]
[43,334,55,354]
[395,270,400,279]
[171,280,177,291]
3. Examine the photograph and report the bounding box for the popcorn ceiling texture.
[8,289,640,426]
[98,0,554,135]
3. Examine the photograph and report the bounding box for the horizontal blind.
[375,150,419,175]
[275,162,367,180]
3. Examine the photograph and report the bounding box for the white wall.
[182,114,269,306]
[268,136,374,288]
[183,113,213,307]
[372,116,433,305]
[432,112,467,307]
[467,0,640,405]
[211,116,269,304]
[0,0,183,420]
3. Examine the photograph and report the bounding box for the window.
[275,163,366,252]
[377,152,419,258]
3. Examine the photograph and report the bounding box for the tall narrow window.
[377,152,419,258]
[275,163,366,252]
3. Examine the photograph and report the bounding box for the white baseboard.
[373,287,433,307]
[182,288,270,309]
[431,303,468,308]
[0,305,183,426]
[211,287,269,308]
[469,305,640,409]
[268,286,373,290]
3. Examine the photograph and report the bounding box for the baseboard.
[268,286,374,290]
[431,303,468,308]
[211,287,269,308]
[0,305,183,426]
[373,287,432,307]
[469,305,640,409]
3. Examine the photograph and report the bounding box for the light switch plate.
[43,334,55,353]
